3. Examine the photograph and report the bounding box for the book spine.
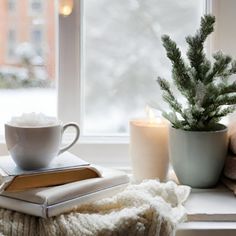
[0,176,15,193]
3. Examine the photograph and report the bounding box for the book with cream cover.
[0,152,101,192]
[0,167,129,218]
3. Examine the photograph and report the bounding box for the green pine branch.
[157,77,183,114]
[157,14,236,131]
[217,95,236,106]
[206,51,232,83]
[186,15,215,82]
[161,35,195,104]
[218,82,236,95]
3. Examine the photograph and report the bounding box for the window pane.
[7,29,16,58]
[0,0,57,133]
[30,0,42,13]
[31,28,43,56]
[8,0,16,11]
[83,0,205,135]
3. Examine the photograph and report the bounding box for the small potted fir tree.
[157,15,236,188]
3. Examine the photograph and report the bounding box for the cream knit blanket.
[0,180,190,236]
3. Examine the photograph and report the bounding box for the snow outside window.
[82,0,205,135]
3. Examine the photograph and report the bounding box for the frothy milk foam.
[8,113,60,127]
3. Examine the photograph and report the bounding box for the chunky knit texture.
[0,180,190,236]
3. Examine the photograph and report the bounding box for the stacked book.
[0,152,129,218]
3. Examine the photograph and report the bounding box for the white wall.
[212,0,236,56]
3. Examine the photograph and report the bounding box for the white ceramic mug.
[5,122,80,170]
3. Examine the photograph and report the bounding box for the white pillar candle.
[130,117,169,181]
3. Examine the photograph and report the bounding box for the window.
[7,29,16,59]
[8,0,16,11]
[0,0,233,168]
[30,0,43,13]
[82,0,205,135]
[31,28,43,56]
[57,0,236,165]
[0,0,57,134]
[57,0,212,165]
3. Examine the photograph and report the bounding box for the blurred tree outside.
[0,42,51,88]
[0,0,56,89]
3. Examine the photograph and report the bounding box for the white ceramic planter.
[169,125,228,188]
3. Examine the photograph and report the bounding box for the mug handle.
[58,122,80,155]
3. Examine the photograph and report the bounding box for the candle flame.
[145,105,162,124]
[146,105,154,119]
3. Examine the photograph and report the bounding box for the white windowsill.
[177,186,236,236]
[177,222,236,236]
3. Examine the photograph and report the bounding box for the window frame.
[58,0,223,166]
[58,0,131,167]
